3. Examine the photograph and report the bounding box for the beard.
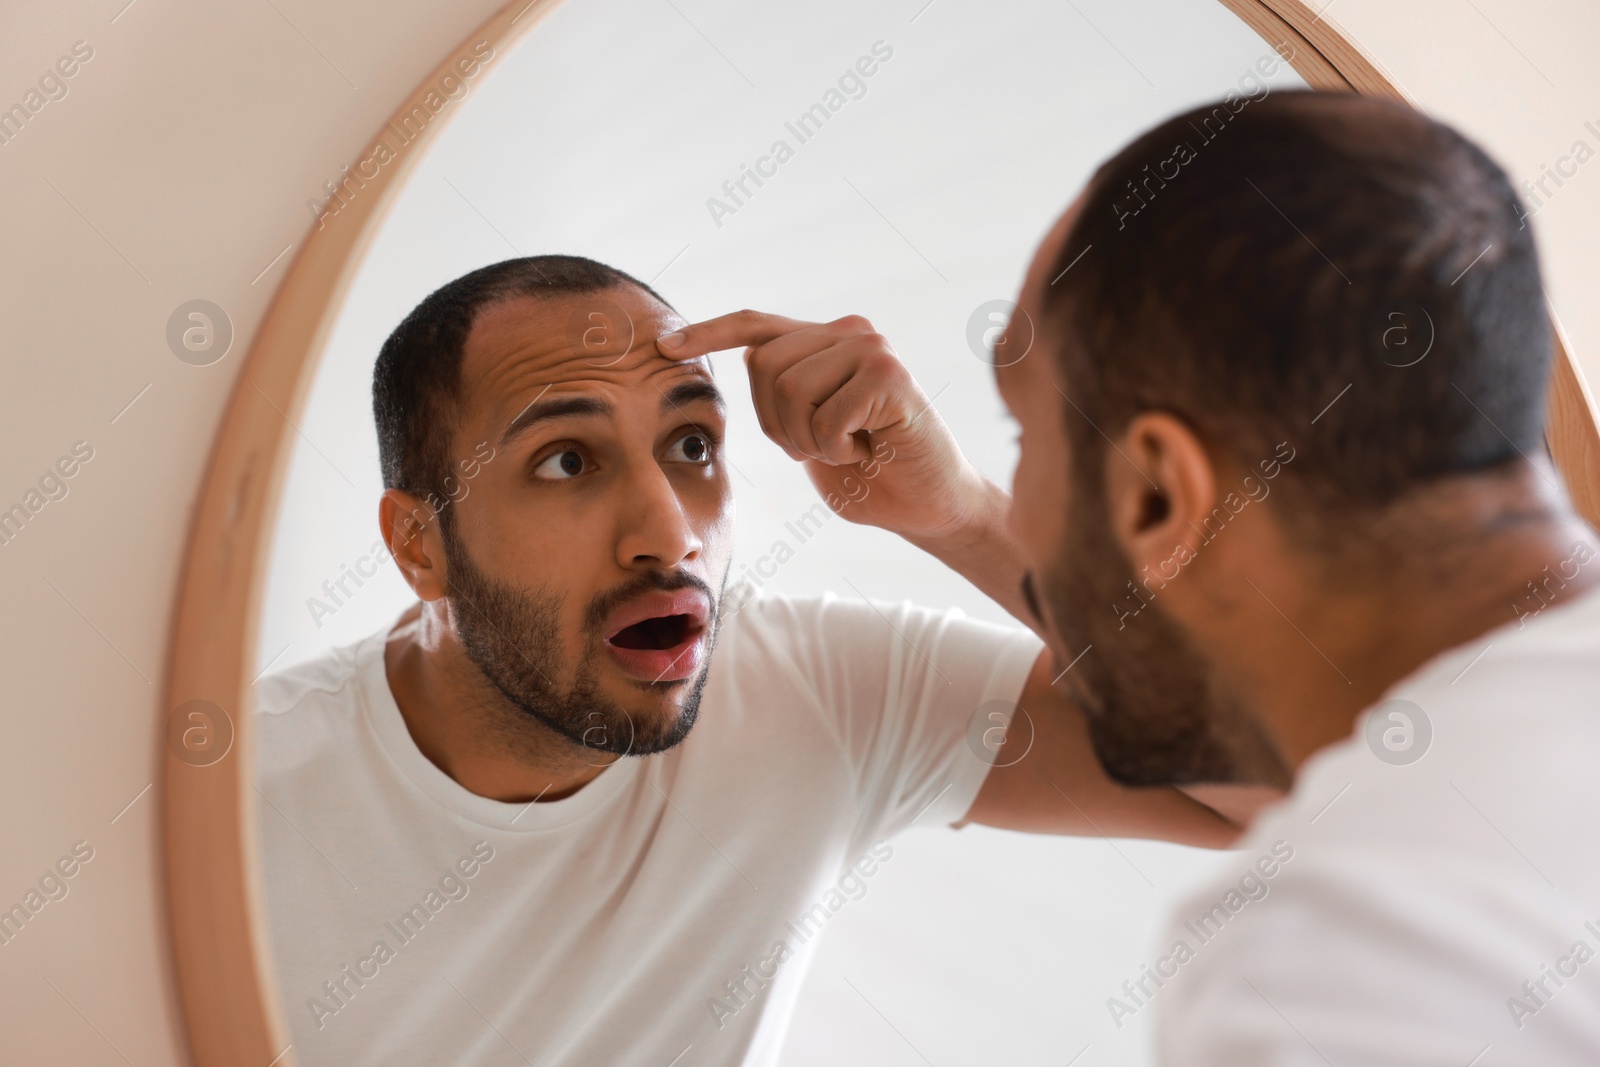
[1032,472,1287,788]
[440,519,723,759]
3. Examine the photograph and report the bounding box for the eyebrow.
[659,378,725,416]
[498,377,726,449]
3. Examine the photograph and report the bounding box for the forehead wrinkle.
[461,297,694,433]
[462,293,686,397]
[476,350,717,445]
[471,310,690,388]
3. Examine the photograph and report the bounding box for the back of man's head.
[1043,89,1550,535]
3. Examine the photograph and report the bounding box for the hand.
[656,310,986,543]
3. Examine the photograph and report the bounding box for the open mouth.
[608,614,700,651]
[599,587,713,683]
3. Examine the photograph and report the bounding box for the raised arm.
[656,310,1271,844]
[656,310,1037,628]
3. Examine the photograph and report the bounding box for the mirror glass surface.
[254,1,1305,1063]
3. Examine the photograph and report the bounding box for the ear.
[379,488,448,602]
[1103,412,1217,574]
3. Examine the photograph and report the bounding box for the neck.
[384,600,615,803]
[1226,465,1600,771]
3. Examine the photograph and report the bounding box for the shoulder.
[1155,822,1512,1062]
[723,577,1026,649]
[253,628,380,776]
[1397,580,1600,733]
[714,581,877,672]
[719,580,1037,687]
[1150,591,1600,1060]
[721,577,901,631]
[256,641,365,705]
[255,634,368,719]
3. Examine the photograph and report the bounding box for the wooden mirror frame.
[162,1,1600,1062]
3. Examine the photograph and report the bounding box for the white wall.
[4,0,1598,1064]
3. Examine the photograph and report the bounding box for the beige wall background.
[0,0,1595,1063]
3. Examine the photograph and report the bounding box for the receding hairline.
[373,254,684,500]
[452,285,709,449]
[454,282,694,401]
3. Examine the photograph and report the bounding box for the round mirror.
[162,2,1600,1064]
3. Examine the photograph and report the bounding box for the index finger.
[654,309,817,360]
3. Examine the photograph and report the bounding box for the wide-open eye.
[664,430,714,465]
[532,448,589,480]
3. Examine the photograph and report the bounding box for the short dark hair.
[1044,90,1550,522]
[372,255,674,505]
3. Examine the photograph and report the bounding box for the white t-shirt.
[255,584,1042,1067]
[1151,583,1600,1065]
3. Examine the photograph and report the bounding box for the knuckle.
[772,372,802,403]
[863,342,901,375]
[842,329,892,358]
[834,313,872,333]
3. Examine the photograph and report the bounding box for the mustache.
[582,569,719,636]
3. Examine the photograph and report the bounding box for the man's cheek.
[691,478,737,561]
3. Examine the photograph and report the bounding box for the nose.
[615,461,702,570]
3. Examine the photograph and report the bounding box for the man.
[256,255,1239,1065]
[990,89,1600,1061]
